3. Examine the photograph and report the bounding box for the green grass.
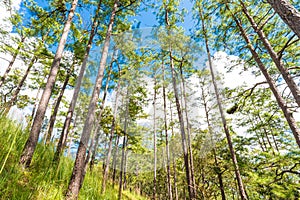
[0,116,147,200]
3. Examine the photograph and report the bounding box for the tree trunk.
[19,0,78,168]
[179,63,196,196]
[200,84,226,200]
[89,49,116,171]
[169,52,194,199]
[54,0,102,163]
[101,78,121,193]
[162,64,172,200]
[5,32,49,114]
[123,148,128,190]
[169,101,179,200]
[27,86,41,130]
[0,36,25,88]
[112,135,120,185]
[199,7,248,200]
[45,64,73,145]
[67,114,77,157]
[118,89,129,200]
[4,55,37,114]
[80,49,116,182]
[118,131,127,200]
[153,78,157,200]
[165,7,194,199]
[267,0,300,39]
[65,1,118,199]
[239,1,300,107]
[228,5,300,148]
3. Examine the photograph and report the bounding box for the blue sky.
[129,1,195,32]
[20,0,195,32]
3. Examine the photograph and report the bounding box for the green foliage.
[0,116,147,200]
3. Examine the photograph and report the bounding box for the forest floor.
[0,116,147,200]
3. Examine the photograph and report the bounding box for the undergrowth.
[0,116,146,200]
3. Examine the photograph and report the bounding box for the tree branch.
[269,163,300,185]
[277,34,298,60]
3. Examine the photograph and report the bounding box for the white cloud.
[0,0,22,32]
[212,51,265,89]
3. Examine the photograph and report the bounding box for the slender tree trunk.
[67,114,77,157]
[266,0,300,38]
[89,49,116,171]
[101,79,121,193]
[102,138,108,171]
[45,64,74,145]
[0,36,25,88]
[88,125,101,170]
[112,135,120,185]
[201,85,226,200]
[4,56,37,114]
[199,7,248,200]
[172,153,179,200]
[239,1,300,107]
[179,63,196,196]
[28,86,41,130]
[169,51,193,199]
[84,47,116,175]
[153,78,157,200]
[19,0,78,168]
[118,89,129,200]
[79,132,95,190]
[228,6,300,148]
[214,151,226,200]
[165,7,194,199]
[169,101,179,200]
[123,148,128,190]
[162,64,172,200]
[65,1,118,199]
[118,131,127,199]
[54,0,102,163]
[5,32,49,113]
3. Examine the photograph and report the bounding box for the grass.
[0,116,147,200]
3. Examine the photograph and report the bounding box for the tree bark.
[123,148,128,190]
[112,135,120,185]
[101,78,121,194]
[19,0,78,168]
[199,7,248,200]
[239,1,300,107]
[200,83,226,200]
[67,114,77,157]
[54,0,102,163]
[228,5,300,148]
[165,6,194,199]
[5,33,49,114]
[4,55,37,114]
[169,101,179,200]
[118,89,129,200]
[169,53,194,198]
[0,36,25,88]
[153,78,157,200]
[28,86,42,130]
[65,1,118,199]
[89,49,116,171]
[267,0,300,39]
[179,62,196,196]
[45,64,73,145]
[162,64,173,200]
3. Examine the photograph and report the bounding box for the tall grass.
[0,116,147,200]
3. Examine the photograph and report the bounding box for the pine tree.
[20,0,78,168]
